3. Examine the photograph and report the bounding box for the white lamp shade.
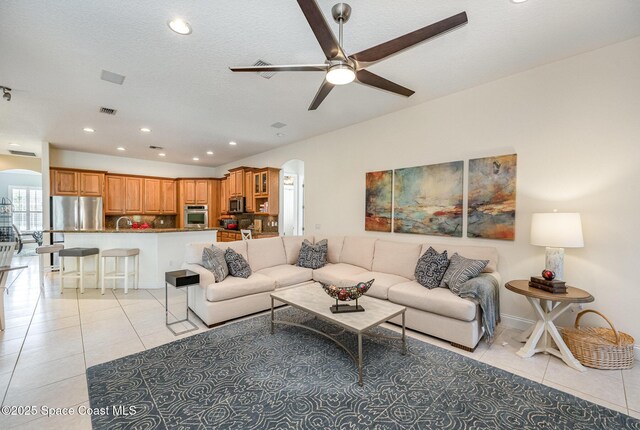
[530,213,584,248]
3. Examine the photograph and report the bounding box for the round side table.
[505,280,594,372]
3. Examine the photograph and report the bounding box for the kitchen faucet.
[116,216,132,231]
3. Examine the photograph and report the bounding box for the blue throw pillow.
[415,247,449,289]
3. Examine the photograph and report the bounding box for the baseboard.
[501,313,534,331]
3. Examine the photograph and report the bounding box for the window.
[9,186,43,232]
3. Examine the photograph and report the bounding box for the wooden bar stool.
[100,248,140,294]
[59,248,100,294]
[35,244,64,290]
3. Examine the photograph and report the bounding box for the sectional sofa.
[182,235,500,350]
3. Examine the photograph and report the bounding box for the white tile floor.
[0,254,638,429]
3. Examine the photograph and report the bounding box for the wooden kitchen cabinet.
[124,177,143,214]
[143,178,162,214]
[105,175,125,214]
[182,179,209,205]
[244,170,254,212]
[228,168,245,197]
[79,172,104,196]
[51,169,79,196]
[254,168,280,215]
[220,176,229,214]
[183,180,196,204]
[161,180,177,214]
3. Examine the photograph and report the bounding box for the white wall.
[218,36,640,343]
[0,171,42,200]
[50,149,217,178]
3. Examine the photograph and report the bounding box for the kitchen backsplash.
[105,215,177,229]
[232,213,279,233]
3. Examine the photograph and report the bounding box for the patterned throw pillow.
[415,247,449,289]
[202,246,228,283]
[440,253,489,294]
[297,239,328,269]
[224,248,252,279]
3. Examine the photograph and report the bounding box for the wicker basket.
[561,309,635,370]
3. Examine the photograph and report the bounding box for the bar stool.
[100,248,140,294]
[35,244,64,290]
[59,248,100,294]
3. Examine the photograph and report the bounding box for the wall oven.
[184,205,208,228]
[229,197,244,214]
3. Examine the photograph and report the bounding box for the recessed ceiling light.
[511,0,528,3]
[9,143,20,147]
[229,141,237,146]
[117,147,126,151]
[83,127,95,133]
[192,157,199,161]
[140,127,151,133]
[206,151,214,155]
[158,153,166,157]
[168,19,192,35]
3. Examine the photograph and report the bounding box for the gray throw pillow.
[440,253,489,294]
[224,248,252,279]
[297,239,328,269]
[415,247,449,289]
[202,246,228,283]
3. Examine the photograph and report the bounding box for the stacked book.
[529,276,567,294]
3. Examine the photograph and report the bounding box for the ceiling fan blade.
[297,0,345,61]
[355,69,415,97]
[230,64,328,72]
[351,12,468,64]
[308,80,334,110]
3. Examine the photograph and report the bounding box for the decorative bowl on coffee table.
[321,279,374,313]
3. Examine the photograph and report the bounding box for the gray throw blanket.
[457,273,501,344]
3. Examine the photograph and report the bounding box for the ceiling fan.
[230,1,468,110]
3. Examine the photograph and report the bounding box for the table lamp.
[530,212,584,281]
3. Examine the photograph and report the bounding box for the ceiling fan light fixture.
[326,64,355,85]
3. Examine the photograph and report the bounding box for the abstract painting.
[467,154,517,240]
[394,161,464,237]
[365,170,393,232]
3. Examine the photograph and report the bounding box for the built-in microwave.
[229,197,244,214]
[184,205,208,228]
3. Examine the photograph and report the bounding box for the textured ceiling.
[1,0,639,166]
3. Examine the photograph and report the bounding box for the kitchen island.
[50,228,217,289]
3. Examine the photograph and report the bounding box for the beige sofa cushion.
[282,235,315,265]
[314,235,344,263]
[312,263,368,286]
[340,236,377,270]
[218,240,248,261]
[246,237,287,272]
[372,240,422,280]
[257,264,313,288]
[206,273,275,302]
[388,281,478,322]
[184,242,214,265]
[422,243,498,273]
[344,271,409,300]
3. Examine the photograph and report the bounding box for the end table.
[505,280,594,372]
[165,270,199,336]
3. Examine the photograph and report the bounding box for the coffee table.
[270,284,407,386]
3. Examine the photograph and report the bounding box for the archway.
[0,168,43,253]
[279,159,304,236]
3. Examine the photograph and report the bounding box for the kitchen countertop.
[218,228,278,236]
[47,228,219,234]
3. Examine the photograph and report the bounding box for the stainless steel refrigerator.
[51,196,103,232]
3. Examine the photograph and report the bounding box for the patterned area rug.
[86,307,640,429]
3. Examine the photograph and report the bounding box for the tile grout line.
[1,268,42,407]
[75,288,88,371]
[111,290,149,354]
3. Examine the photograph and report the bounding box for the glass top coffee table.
[270,283,407,386]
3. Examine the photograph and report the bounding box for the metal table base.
[165,282,198,336]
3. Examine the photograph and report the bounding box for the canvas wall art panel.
[467,154,517,240]
[365,170,393,232]
[393,161,464,237]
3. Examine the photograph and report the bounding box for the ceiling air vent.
[271,122,287,129]
[99,106,117,115]
[149,145,164,150]
[9,150,37,157]
[253,59,276,79]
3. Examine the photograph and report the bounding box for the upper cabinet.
[124,177,143,214]
[253,168,280,215]
[143,178,162,214]
[161,180,177,214]
[228,168,245,197]
[51,169,104,197]
[105,174,143,214]
[182,179,209,205]
[105,175,126,214]
[244,169,254,212]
